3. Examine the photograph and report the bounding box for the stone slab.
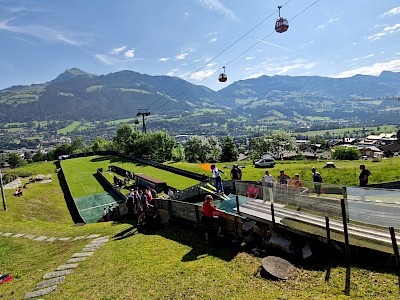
[68,257,86,263]
[86,234,101,239]
[24,286,57,299]
[35,276,65,289]
[24,234,36,240]
[72,236,87,241]
[261,256,295,280]
[56,264,78,271]
[91,239,109,244]
[72,252,93,258]
[34,236,48,241]
[43,270,72,279]
[12,233,25,238]
[46,237,57,242]
[58,237,71,241]
[2,232,13,237]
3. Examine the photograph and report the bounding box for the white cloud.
[159,57,170,62]
[209,37,217,43]
[350,54,375,62]
[0,19,87,46]
[366,23,400,40]
[246,56,255,60]
[328,18,340,24]
[110,46,126,55]
[190,69,216,81]
[94,54,114,65]
[176,52,188,60]
[334,59,400,78]
[316,17,340,30]
[383,7,400,16]
[167,68,179,76]
[124,49,135,58]
[197,0,237,20]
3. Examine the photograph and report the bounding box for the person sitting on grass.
[202,195,223,243]
[14,187,23,197]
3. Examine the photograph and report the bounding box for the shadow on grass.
[56,161,84,224]
[112,216,240,262]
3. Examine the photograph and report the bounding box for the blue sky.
[0,0,399,91]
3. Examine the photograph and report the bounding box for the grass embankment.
[0,157,399,299]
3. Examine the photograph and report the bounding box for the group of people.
[124,186,157,225]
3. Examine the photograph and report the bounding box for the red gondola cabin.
[275,6,288,33]
[275,18,289,33]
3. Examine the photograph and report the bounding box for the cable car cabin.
[275,18,289,33]
[218,73,227,82]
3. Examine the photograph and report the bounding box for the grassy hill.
[1,157,399,299]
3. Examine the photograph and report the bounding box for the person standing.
[261,170,274,202]
[359,165,371,187]
[211,164,226,194]
[202,195,223,243]
[278,169,290,185]
[311,167,323,196]
[230,164,241,180]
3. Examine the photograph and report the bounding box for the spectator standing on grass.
[359,165,371,187]
[311,167,323,195]
[230,164,242,180]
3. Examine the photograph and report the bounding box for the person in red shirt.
[202,195,223,243]
[246,184,260,198]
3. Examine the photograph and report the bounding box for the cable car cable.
[157,0,321,111]
[152,0,321,113]
[146,1,292,110]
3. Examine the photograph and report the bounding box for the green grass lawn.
[1,158,400,299]
[62,155,199,198]
[168,157,400,187]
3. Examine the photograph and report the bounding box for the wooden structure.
[135,173,167,194]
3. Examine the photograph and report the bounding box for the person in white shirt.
[211,164,226,193]
[261,170,274,203]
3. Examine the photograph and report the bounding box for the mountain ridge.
[0,68,399,135]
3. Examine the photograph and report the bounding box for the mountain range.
[1,68,399,135]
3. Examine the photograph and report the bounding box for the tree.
[54,144,71,159]
[32,151,46,162]
[113,124,133,153]
[220,136,238,162]
[70,137,85,154]
[331,146,360,160]
[90,137,111,152]
[184,136,211,163]
[250,130,298,161]
[8,153,25,167]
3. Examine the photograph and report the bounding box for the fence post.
[271,203,275,226]
[389,227,400,274]
[235,195,240,215]
[325,216,331,245]
[340,198,350,257]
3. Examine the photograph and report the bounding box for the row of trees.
[3,125,309,166]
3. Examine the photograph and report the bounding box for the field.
[0,157,400,299]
